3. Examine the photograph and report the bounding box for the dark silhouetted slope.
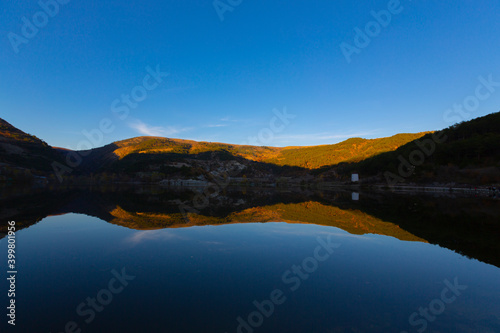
[0,118,64,173]
[323,111,500,184]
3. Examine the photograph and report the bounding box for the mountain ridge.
[0,118,65,175]
[1,112,499,185]
[75,132,428,172]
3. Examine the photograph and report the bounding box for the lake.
[1,186,499,332]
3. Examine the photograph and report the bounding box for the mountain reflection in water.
[1,185,499,268]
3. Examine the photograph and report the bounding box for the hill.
[266,133,428,168]
[1,111,499,186]
[321,111,500,185]
[0,119,65,181]
[0,118,47,145]
[75,132,426,174]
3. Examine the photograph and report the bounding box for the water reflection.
[1,185,499,267]
[1,186,500,332]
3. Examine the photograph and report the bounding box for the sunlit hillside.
[325,111,500,184]
[82,132,427,171]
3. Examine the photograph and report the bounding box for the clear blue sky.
[1,0,500,149]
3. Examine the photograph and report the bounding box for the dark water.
[1,186,499,332]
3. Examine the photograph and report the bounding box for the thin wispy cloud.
[206,124,228,128]
[128,119,191,137]
[220,116,243,123]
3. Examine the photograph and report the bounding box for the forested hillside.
[321,112,500,185]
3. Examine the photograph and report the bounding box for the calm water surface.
[1,187,499,332]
